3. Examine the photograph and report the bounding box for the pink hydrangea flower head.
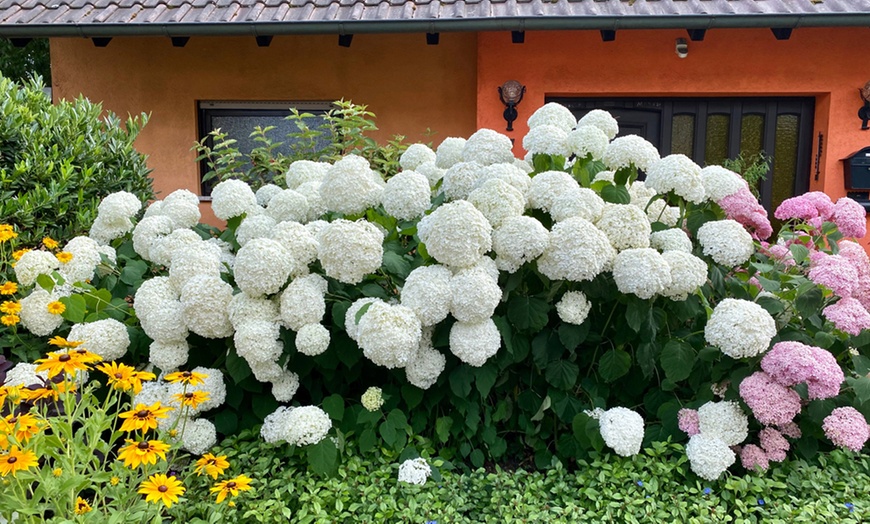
[808,253,857,298]
[765,448,787,462]
[822,406,870,452]
[765,243,795,267]
[833,197,867,239]
[838,240,870,279]
[678,408,701,436]
[761,341,816,387]
[739,371,802,426]
[759,427,790,453]
[774,195,821,221]
[740,444,770,471]
[805,347,844,400]
[777,421,802,439]
[719,187,773,240]
[823,297,870,336]
[801,191,835,220]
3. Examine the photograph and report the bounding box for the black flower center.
[227,482,236,489]
[7,457,16,464]
[59,354,71,362]
[138,441,150,450]
[136,410,150,418]
[158,485,168,493]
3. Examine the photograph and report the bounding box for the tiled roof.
[1,0,869,38]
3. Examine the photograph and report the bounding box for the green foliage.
[0,39,50,84]
[721,152,771,198]
[0,75,153,247]
[170,436,870,523]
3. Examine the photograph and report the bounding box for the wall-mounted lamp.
[675,38,688,58]
[498,80,525,132]
[860,81,870,130]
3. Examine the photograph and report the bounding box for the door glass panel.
[671,114,694,157]
[705,114,730,165]
[772,114,799,215]
[740,114,764,160]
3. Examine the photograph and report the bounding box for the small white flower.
[556,291,592,325]
[361,386,385,411]
[599,407,644,457]
[405,331,446,390]
[398,457,432,485]
[280,274,327,331]
[660,251,708,301]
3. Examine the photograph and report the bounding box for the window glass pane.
[772,114,799,216]
[671,114,694,157]
[739,114,764,160]
[705,114,730,165]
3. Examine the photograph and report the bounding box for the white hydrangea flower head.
[210,179,258,221]
[319,154,385,215]
[700,165,746,202]
[358,302,422,369]
[650,228,693,253]
[646,154,706,204]
[270,221,318,277]
[467,178,526,228]
[286,160,330,189]
[526,171,580,213]
[279,274,327,330]
[449,318,501,367]
[441,161,483,201]
[234,320,282,364]
[514,158,534,174]
[596,204,652,251]
[492,216,549,273]
[304,220,329,239]
[400,143,437,171]
[697,401,748,446]
[256,184,284,206]
[260,406,294,443]
[550,187,606,223]
[176,418,217,455]
[133,276,178,320]
[537,218,615,282]
[266,189,309,223]
[612,248,672,300]
[449,266,502,323]
[168,241,223,292]
[705,298,776,358]
[556,291,592,325]
[465,255,500,283]
[599,407,644,457]
[295,323,330,356]
[98,191,142,221]
[133,380,171,410]
[522,125,570,157]
[317,219,384,284]
[236,215,277,247]
[206,238,235,271]
[567,125,610,160]
[593,170,615,183]
[686,434,736,481]
[140,300,188,343]
[415,161,446,188]
[271,370,300,402]
[14,250,60,287]
[400,265,453,326]
[149,340,190,372]
[435,137,467,169]
[476,162,532,197]
[697,220,754,267]
[286,406,332,446]
[89,215,134,245]
[142,200,164,219]
[577,109,619,140]
[19,288,64,336]
[295,181,327,222]
[602,135,661,172]
[3,362,48,387]
[149,229,204,268]
[345,297,383,342]
[160,191,201,229]
[361,386,385,411]
[405,339,447,390]
[382,170,432,220]
[660,251,708,301]
[233,238,293,297]
[133,215,176,262]
[250,359,283,382]
[462,128,515,166]
[398,457,432,485]
[417,200,492,269]
[180,274,234,339]
[527,102,577,133]
[68,318,130,361]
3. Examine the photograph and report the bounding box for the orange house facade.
[2,0,870,245]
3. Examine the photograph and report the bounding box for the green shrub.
[0,75,153,246]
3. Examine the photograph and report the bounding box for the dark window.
[197,101,332,196]
[548,97,815,213]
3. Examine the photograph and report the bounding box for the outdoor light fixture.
[675,38,688,58]
[256,35,273,47]
[498,80,525,132]
[860,81,870,130]
[338,34,353,47]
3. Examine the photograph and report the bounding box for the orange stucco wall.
[477,27,870,248]
[50,33,479,221]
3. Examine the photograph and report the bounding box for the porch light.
[675,38,688,59]
[860,81,870,130]
[498,80,525,132]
